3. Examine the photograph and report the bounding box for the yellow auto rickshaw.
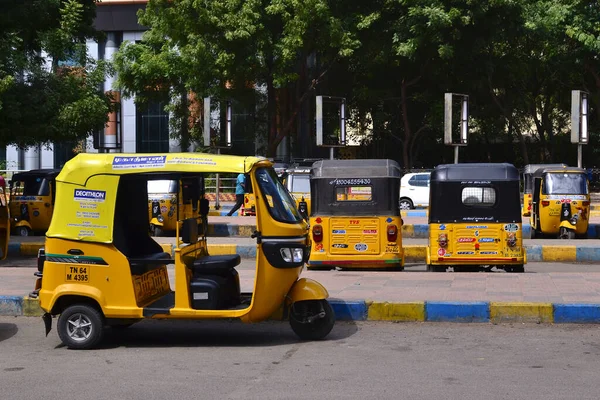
[0,175,9,260]
[426,163,526,273]
[307,159,404,270]
[9,169,60,236]
[282,165,312,220]
[530,166,590,239]
[148,178,202,236]
[31,153,334,349]
[522,164,566,216]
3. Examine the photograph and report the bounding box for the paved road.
[1,317,599,399]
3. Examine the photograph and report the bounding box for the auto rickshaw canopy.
[429,163,521,223]
[531,166,588,195]
[10,169,61,196]
[47,153,269,243]
[310,159,401,216]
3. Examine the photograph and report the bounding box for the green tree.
[0,0,112,148]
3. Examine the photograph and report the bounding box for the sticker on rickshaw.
[480,251,498,255]
[332,243,348,249]
[133,267,170,304]
[504,223,519,232]
[458,237,475,243]
[332,229,346,234]
[457,251,475,255]
[466,225,488,229]
[547,195,586,200]
[74,189,106,202]
[478,238,495,243]
[437,248,446,256]
[315,243,324,252]
[329,178,371,186]
[354,243,368,252]
[66,266,89,282]
[439,224,446,230]
[549,209,560,216]
[161,206,168,213]
[385,245,399,253]
[112,156,166,170]
[363,229,377,234]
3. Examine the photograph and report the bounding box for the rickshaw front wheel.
[57,304,105,350]
[290,300,335,341]
[16,226,29,237]
[150,225,164,237]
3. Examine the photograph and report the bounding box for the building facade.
[5,0,182,172]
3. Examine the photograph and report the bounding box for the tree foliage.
[0,0,112,148]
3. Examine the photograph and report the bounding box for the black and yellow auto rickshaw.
[522,164,567,216]
[0,175,9,260]
[282,165,312,220]
[530,166,590,239]
[31,153,334,349]
[9,169,60,236]
[307,159,404,270]
[426,163,526,273]
[147,178,202,236]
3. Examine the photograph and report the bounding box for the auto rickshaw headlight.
[280,248,304,263]
[312,225,323,242]
[387,224,398,242]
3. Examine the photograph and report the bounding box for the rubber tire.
[57,304,105,350]
[427,265,446,272]
[399,198,414,210]
[151,225,163,237]
[507,265,525,273]
[16,226,29,237]
[290,300,335,341]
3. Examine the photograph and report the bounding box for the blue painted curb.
[328,299,368,321]
[553,304,600,323]
[236,245,257,258]
[425,301,489,322]
[0,296,23,316]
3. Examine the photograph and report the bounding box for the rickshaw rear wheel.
[290,300,335,341]
[506,265,525,273]
[57,304,105,350]
[427,265,446,272]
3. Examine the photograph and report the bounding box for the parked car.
[399,172,431,210]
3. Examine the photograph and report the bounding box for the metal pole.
[330,147,334,160]
[578,144,582,169]
[215,148,221,210]
[454,146,459,164]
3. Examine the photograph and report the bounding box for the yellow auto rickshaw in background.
[281,164,313,220]
[522,163,566,216]
[426,163,526,273]
[148,178,202,235]
[0,176,9,260]
[530,166,590,239]
[31,153,334,349]
[307,159,404,270]
[9,169,60,236]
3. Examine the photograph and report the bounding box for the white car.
[399,172,431,210]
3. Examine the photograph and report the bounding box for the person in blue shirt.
[227,173,246,216]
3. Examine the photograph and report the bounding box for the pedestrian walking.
[227,173,246,216]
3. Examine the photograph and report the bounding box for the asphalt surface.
[1,317,600,399]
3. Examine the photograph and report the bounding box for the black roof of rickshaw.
[11,169,61,181]
[532,166,587,179]
[430,163,519,182]
[311,159,401,179]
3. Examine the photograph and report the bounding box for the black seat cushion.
[191,255,241,276]
[129,252,172,266]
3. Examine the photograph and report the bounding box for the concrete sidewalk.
[2,262,600,324]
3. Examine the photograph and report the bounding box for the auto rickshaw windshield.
[292,175,310,193]
[147,179,178,193]
[12,177,50,196]
[256,167,302,223]
[543,173,588,195]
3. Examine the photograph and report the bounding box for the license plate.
[133,267,170,304]
[66,266,89,282]
[385,245,399,253]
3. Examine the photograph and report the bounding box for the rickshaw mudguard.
[14,220,31,229]
[559,220,577,231]
[150,217,164,227]
[285,278,329,305]
[41,284,106,316]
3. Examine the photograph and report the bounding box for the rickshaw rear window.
[461,187,496,206]
[147,179,178,193]
[335,186,373,202]
[544,173,588,195]
[256,168,302,223]
[13,178,49,196]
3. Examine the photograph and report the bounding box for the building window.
[136,100,170,153]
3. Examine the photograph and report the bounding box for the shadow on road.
[93,319,359,350]
[0,323,18,343]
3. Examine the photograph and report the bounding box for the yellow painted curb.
[490,302,553,323]
[22,296,44,317]
[541,246,576,262]
[367,301,425,321]
[207,244,237,255]
[403,245,427,262]
[20,243,44,257]
[159,243,173,255]
[401,224,415,237]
